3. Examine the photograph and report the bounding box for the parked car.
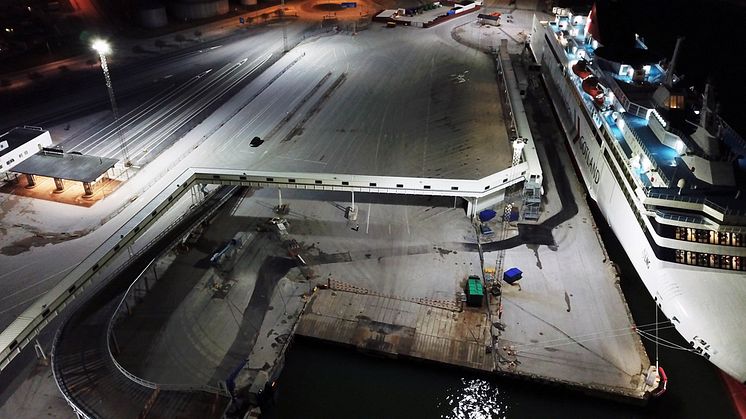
[250,136,264,147]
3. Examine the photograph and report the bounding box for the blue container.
[479,209,497,222]
[503,267,522,284]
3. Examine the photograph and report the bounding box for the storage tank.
[137,1,168,28]
[169,0,229,20]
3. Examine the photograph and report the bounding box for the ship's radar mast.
[653,37,686,109]
[690,82,721,159]
[665,37,685,87]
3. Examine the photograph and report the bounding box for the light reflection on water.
[439,378,508,419]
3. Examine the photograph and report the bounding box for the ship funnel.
[665,37,685,87]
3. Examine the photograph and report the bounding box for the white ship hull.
[531,18,746,383]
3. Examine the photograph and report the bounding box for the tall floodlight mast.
[92,39,131,167]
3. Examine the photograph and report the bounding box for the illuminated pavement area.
[493,143,650,396]
[102,49,650,398]
[115,188,483,391]
[181,24,512,178]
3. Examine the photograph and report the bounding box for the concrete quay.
[287,47,652,400]
[292,174,651,401]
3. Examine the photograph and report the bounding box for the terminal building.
[1,126,118,196]
[0,126,52,177]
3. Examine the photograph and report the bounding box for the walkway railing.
[104,188,235,396]
[51,186,235,419]
[105,260,228,394]
[653,209,706,225]
[495,39,543,186]
[646,191,746,219]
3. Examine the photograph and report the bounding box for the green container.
[466,277,484,307]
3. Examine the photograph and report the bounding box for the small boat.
[571,59,593,80]
[581,76,605,106]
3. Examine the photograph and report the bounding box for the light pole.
[281,0,288,52]
[92,39,131,167]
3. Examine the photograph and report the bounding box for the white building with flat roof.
[0,126,53,176]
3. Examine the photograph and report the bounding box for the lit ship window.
[674,227,744,247]
[668,95,684,109]
[676,250,744,270]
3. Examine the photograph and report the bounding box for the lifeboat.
[581,76,606,106]
[572,59,593,80]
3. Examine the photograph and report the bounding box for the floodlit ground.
[193,23,512,178]
[0,11,525,310]
[113,190,311,387]
[111,187,479,390]
[242,189,481,299]
[0,13,553,370]
[295,0,380,20]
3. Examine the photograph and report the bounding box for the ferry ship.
[529,5,746,387]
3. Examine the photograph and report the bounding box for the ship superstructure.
[530,6,746,384]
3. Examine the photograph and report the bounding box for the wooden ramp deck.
[295,287,652,402]
[295,290,493,371]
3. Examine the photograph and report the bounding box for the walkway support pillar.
[466,197,476,220]
[468,189,507,220]
[83,182,93,196]
[54,177,65,192]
